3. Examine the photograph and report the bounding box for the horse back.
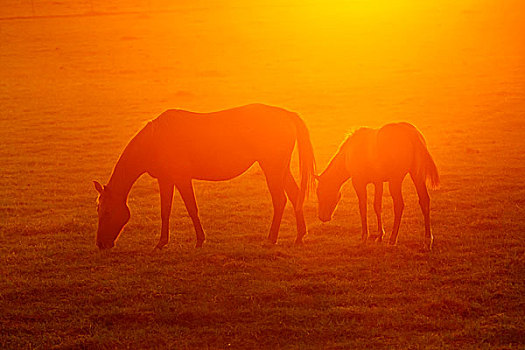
[376,122,423,175]
[153,104,296,151]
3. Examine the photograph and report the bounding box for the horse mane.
[135,110,181,148]
[124,120,154,151]
[147,110,174,134]
[319,128,368,177]
[337,127,374,155]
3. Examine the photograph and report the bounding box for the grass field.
[1,1,524,348]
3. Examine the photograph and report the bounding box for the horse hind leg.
[411,173,433,251]
[373,182,385,243]
[284,169,307,244]
[176,179,206,248]
[261,163,287,244]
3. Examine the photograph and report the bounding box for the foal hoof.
[386,244,398,251]
[195,240,204,248]
[388,237,398,246]
[374,231,385,243]
[420,243,432,252]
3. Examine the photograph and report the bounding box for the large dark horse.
[94,104,316,250]
[316,122,439,251]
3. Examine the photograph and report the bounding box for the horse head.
[94,181,130,249]
[315,175,341,222]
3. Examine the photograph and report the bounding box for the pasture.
[1,1,524,348]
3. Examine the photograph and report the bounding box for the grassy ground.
[1,1,524,349]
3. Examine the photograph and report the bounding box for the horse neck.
[321,152,350,188]
[106,132,149,200]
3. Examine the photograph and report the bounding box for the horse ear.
[93,181,104,194]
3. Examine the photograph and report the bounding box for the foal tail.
[412,129,440,189]
[292,113,316,207]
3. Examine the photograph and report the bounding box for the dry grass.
[1,1,524,349]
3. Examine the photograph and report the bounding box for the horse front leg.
[373,182,385,243]
[352,179,368,243]
[155,179,174,250]
[262,165,287,244]
[176,179,205,248]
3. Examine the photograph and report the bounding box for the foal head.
[93,181,130,249]
[316,174,342,222]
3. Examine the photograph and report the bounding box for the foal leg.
[373,182,385,242]
[155,179,174,250]
[388,177,405,246]
[262,165,287,244]
[352,179,368,243]
[175,179,206,248]
[411,173,433,251]
[284,169,307,244]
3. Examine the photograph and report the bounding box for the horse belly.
[191,156,256,181]
[375,136,413,180]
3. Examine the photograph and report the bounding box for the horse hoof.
[263,239,277,247]
[267,238,277,245]
[387,241,398,248]
[294,238,304,246]
[420,243,432,252]
[154,243,167,251]
[375,231,385,243]
[425,236,434,251]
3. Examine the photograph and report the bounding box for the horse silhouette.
[94,104,316,249]
[316,122,439,251]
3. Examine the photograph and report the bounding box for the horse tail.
[412,128,440,189]
[291,113,316,207]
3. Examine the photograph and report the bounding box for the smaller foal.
[316,122,439,251]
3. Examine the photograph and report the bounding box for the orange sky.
[1,0,523,130]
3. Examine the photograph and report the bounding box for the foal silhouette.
[94,104,316,249]
[316,122,439,251]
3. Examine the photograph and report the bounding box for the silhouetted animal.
[94,104,316,249]
[316,122,438,250]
